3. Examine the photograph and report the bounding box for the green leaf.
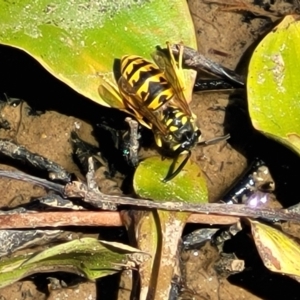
[249,219,300,279]
[133,156,208,203]
[247,15,300,154]
[0,0,196,107]
[0,238,148,289]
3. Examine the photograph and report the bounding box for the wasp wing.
[118,76,169,135]
[98,76,126,110]
[152,43,192,116]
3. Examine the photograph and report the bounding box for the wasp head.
[175,127,201,155]
[180,128,201,150]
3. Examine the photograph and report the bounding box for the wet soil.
[1,0,300,299]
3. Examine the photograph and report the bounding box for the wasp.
[99,43,226,181]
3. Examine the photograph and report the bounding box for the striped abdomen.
[120,55,174,111]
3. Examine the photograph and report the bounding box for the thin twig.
[0,140,71,182]
[172,45,245,86]
[0,170,299,222]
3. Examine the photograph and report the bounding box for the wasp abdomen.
[120,55,173,110]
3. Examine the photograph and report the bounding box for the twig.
[0,211,123,228]
[0,211,239,229]
[0,169,65,194]
[0,169,299,222]
[172,44,245,86]
[125,117,140,167]
[0,140,71,182]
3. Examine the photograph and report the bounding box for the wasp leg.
[163,151,191,182]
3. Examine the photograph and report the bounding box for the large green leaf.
[247,15,300,154]
[0,0,196,107]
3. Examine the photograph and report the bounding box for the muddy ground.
[1,0,300,299]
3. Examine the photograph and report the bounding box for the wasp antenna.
[162,151,191,182]
[177,43,184,70]
[198,134,230,146]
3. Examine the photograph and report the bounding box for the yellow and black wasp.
[98,43,224,181]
